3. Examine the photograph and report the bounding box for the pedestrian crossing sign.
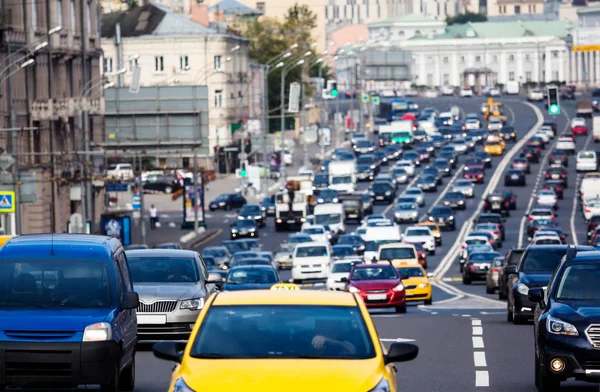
[361,93,370,103]
[0,191,15,213]
[372,96,381,105]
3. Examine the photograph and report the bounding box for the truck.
[484,98,507,123]
[328,161,356,193]
[390,120,414,145]
[594,116,600,143]
[505,81,519,95]
[576,99,593,117]
[380,98,410,122]
[378,125,393,146]
[274,184,309,232]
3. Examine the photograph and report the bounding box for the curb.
[181,228,222,249]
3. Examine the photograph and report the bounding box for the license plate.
[492,203,501,209]
[511,175,519,179]
[552,174,559,179]
[367,294,387,300]
[138,315,167,325]
[376,196,384,200]
[348,214,357,218]
[554,160,561,164]
[287,220,296,224]
[439,218,445,223]
[239,230,248,234]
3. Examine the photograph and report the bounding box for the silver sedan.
[452,179,475,198]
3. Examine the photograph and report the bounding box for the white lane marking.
[472,319,482,326]
[505,104,516,126]
[570,131,593,246]
[434,101,544,279]
[472,326,483,335]
[475,371,490,387]
[474,352,487,367]
[472,336,485,348]
[382,174,420,216]
[431,311,438,315]
[419,164,465,221]
[380,338,416,342]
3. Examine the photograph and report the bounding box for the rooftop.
[369,13,442,27]
[410,20,568,40]
[0,234,116,258]
[209,0,262,16]
[212,290,359,306]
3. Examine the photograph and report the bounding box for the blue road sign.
[106,183,129,192]
[132,194,141,210]
[0,191,15,213]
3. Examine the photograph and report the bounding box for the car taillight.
[492,268,499,273]
[462,245,466,249]
[494,231,499,235]
[490,239,495,244]
[504,201,509,206]
[484,201,489,206]
[545,173,550,178]
[586,209,591,213]
[529,216,534,221]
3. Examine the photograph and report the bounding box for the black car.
[422,167,442,185]
[442,191,467,210]
[521,147,540,163]
[543,120,558,134]
[416,175,438,192]
[338,194,364,222]
[499,125,516,141]
[504,169,526,186]
[316,189,339,204]
[549,150,568,167]
[544,166,568,187]
[433,159,452,177]
[473,150,492,168]
[361,194,374,215]
[497,248,524,300]
[338,233,365,255]
[500,190,517,210]
[402,151,421,166]
[357,154,379,173]
[439,151,457,168]
[384,145,403,161]
[373,150,387,166]
[463,251,501,285]
[353,139,376,155]
[507,245,595,324]
[312,172,329,190]
[260,196,276,216]
[209,193,247,211]
[356,164,375,181]
[370,182,395,204]
[529,247,600,391]
[483,193,510,216]
[237,204,267,227]
[230,218,259,239]
[143,174,185,194]
[474,213,505,240]
[428,206,455,231]
[541,180,565,199]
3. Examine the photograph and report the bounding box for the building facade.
[0,0,104,235]
[101,2,250,158]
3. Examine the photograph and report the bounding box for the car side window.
[117,252,134,291]
[197,255,209,281]
[113,255,126,304]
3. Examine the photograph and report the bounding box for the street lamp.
[0,58,35,90]
[0,26,61,71]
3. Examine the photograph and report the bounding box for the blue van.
[0,234,139,391]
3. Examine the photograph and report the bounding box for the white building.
[101,2,250,154]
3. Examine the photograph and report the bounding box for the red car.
[464,167,485,183]
[572,124,588,135]
[344,262,407,313]
[403,242,428,269]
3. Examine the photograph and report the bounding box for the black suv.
[474,213,506,240]
[428,206,456,231]
[497,248,524,300]
[237,204,267,227]
[370,182,395,204]
[506,245,594,324]
[483,193,510,216]
[529,247,600,391]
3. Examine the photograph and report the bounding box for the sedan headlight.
[248,228,255,232]
[458,200,464,204]
[395,212,402,218]
[418,283,429,288]
[238,216,245,220]
[231,228,239,233]
[368,378,391,392]
[83,322,112,342]
[172,377,196,392]
[180,298,205,311]
[411,211,418,216]
[516,283,529,295]
[546,315,578,336]
[385,191,391,196]
[348,285,360,293]
[333,198,339,203]
[392,283,404,292]
[448,215,454,220]
[218,202,225,206]
[254,215,263,219]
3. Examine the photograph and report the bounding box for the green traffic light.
[240,170,247,177]
[331,89,338,97]
[549,104,560,115]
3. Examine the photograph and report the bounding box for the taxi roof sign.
[271,283,300,291]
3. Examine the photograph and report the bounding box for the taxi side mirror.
[153,341,186,363]
[384,342,419,364]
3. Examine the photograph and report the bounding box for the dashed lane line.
[570,131,593,246]
[474,352,487,367]
[472,336,485,349]
[472,318,489,387]
[476,371,490,388]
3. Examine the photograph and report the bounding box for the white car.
[424,89,439,98]
[538,126,555,139]
[480,102,488,114]
[452,179,475,198]
[395,160,416,177]
[527,90,544,101]
[460,236,492,259]
[473,223,502,243]
[401,226,436,255]
[532,230,562,243]
[291,242,331,282]
[555,136,576,154]
[465,119,481,130]
[460,88,474,97]
[301,225,331,243]
[326,259,361,291]
[451,139,468,154]
[571,117,587,129]
[534,130,551,143]
[528,208,555,222]
[584,198,600,221]
[536,190,558,209]
[576,150,598,172]
[531,236,562,245]
[488,120,503,131]
[403,187,425,206]
[488,87,501,96]
[283,149,293,165]
[440,86,454,96]
[106,163,134,180]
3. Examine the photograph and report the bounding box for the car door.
[116,251,138,364]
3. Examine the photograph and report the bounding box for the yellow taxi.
[395,261,432,305]
[484,136,505,156]
[153,290,418,392]
[377,243,420,268]
[416,221,442,246]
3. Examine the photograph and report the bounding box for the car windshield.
[332,262,355,273]
[204,248,227,258]
[215,194,230,201]
[380,247,416,260]
[533,219,554,227]
[357,156,374,165]
[295,246,328,258]
[223,241,247,253]
[556,264,600,300]
[304,227,325,235]
[432,207,451,215]
[351,266,398,280]
[189,305,376,359]
[406,189,421,196]
[364,240,397,252]
[241,205,261,214]
[470,252,500,262]
[531,210,552,216]
[339,235,363,246]
[466,239,487,245]
[332,176,351,184]
[522,248,568,272]
[236,219,255,227]
[289,235,312,244]
[536,238,561,245]
[398,204,417,210]
[128,256,200,283]
[0,259,111,309]
[405,229,430,236]
[226,268,278,284]
[373,183,392,192]
[446,193,463,200]
[580,152,596,159]
[333,247,354,257]
[315,213,341,225]
[455,180,472,187]
[397,267,425,278]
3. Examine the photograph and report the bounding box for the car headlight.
[318,198,324,203]
[369,192,375,196]
[231,228,239,233]
[411,211,418,216]
[393,283,404,292]
[254,215,263,219]
[449,216,454,220]
[385,191,391,196]
[428,216,434,221]
[180,298,205,311]
[459,200,464,204]
[418,283,429,288]
[516,283,529,295]
[218,202,225,206]
[348,285,359,293]
[369,378,390,392]
[333,198,339,203]
[546,315,578,336]
[172,377,196,392]
[249,228,255,232]
[83,322,112,342]
[395,212,402,217]
[237,216,244,220]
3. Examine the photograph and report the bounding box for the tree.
[446,12,487,25]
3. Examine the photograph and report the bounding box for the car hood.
[223,283,275,291]
[519,273,553,288]
[0,308,111,331]
[552,301,600,324]
[134,282,202,301]
[351,279,401,290]
[403,235,433,243]
[178,358,384,391]
[329,272,350,282]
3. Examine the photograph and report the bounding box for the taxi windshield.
[295,246,328,258]
[190,305,376,359]
[556,264,600,301]
[380,247,416,260]
[397,267,425,278]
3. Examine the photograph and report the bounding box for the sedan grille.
[586,325,600,349]
[404,285,417,290]
[138,300,178,313]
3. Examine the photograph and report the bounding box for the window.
[103,57,113,73]
[443,74,449,85]
[427,74,433,86]
[514,5,520,14]
[179,55,189,71]
[532,4,536,12]
[525,54,531,62]
[128,58,138,71]
[526,71,532,81]
[475,56,481,63]
[70,0,76,30]
[553,71,559,81]
[460,56,465,63]
[493,55,498,62]
[86,2,92,35]
[214,55,222,71]
[256,1,264,12]
[509,72,515,81]
[508,54,515,62]
[31,0,37,30]
[214,89,223,108]
[154,56,164,72]
[57,0,63,27]
[443,56,449,64]
[552,51,559,58]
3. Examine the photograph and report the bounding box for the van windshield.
[315,213,341,225]
[0,259,112,309]
[295,246,328,258]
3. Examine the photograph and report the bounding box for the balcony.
[80,97,105,115]
[30,97,104,121]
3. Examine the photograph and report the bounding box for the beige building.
[487,0,544,17]
[101,2,250,154]
[0,0,104,235]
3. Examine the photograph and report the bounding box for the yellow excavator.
[484,98,507,123]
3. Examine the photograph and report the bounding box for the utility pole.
[301,64,309,168]
[279,67,287,184]
[261,65,270,193]
[47,0,56,233]
[138,154,146,245]
[357,62,362,132]
[193,150,199,233]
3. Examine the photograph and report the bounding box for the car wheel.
[424,298,433,305]
[462,275,472,285]
[537,362,561,392]
[395,305,407,314]
[486,285,495,294]
[100,363,120,392]
[429,249,436,256]
[512,305,526,324]
[119,356,136,392]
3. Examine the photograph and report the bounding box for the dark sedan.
[463,167,485,183]
[238,204,267,227]
[500,190,517,210]
[439,151,457,168]
[416,175,438,192]
[464,158,485,172]
[483,193,510,216]
[462,251,501,285]
[443,191,467,210]
[504,169,526,186]
[260,196,276,216]
[230,219,259,239]
[521,147,540,163]
[541,180,564,199]
[549,149,568,166]
[209,193,247,211]
[526,218,558,241]
[473,151,492,168]
[498,125,516,141]
[433,158,452,177]
[370,182,395,204]
[223,265,280,291]
[428,206,456,231]
[496,248,524,300]
[544,166,568,186]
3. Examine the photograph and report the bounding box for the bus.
[379,98,411,122]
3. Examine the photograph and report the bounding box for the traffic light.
[329,81,338,97]
[239,161,247,177]
[547,86,560,115]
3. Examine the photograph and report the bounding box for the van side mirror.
[207,273,224,284]
[384,342,419,364]
[153,341,186,363]
[340,277,349,283]
[122,291,139,310]
[371,256,377,263]
[528,287,544,303]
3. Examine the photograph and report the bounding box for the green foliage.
[446,12,487,25]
